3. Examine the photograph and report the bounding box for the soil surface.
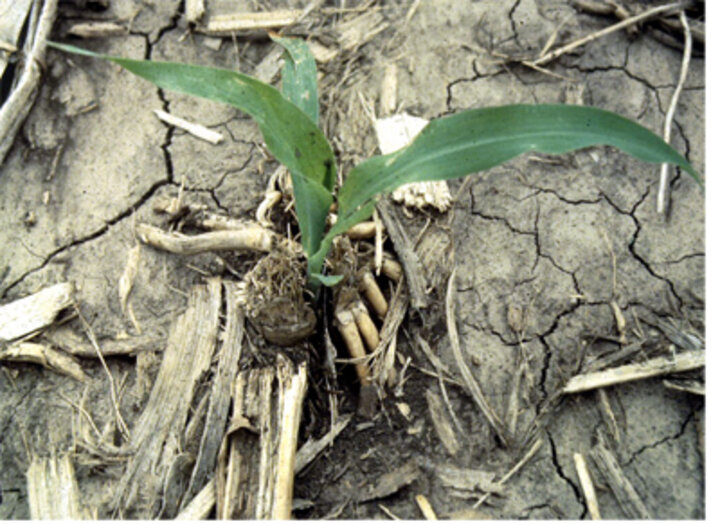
[1,0,704,519]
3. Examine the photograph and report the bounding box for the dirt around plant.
[1,0,704,519]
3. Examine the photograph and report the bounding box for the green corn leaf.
[310,273,344,287]
[270,34,320,126]
[48,41,335,258]
[337,104,701,228]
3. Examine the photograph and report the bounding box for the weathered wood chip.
[0,282,74,343]
[426,389,459,456]
[434,464,504,495]
[357,459,421,503]
[589,437,651,519]
[0,341,88,382]
[181,282,244,507]
[113,278,223,516]
[26,454,93,519]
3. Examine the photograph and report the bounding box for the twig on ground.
[473,437,543,508]
[563,349,704,393]
[573,452,601,520]
[153,109,224,144]
[75,306,130,440]
[415,494,438,520]
[425,389,460,456]
[657,10,692,215]
[0,342,88,382]
[589,434,651,519]
[0,282,75,343]
[295,414,352,473]
[533,2,689,67]
[446,269,508,447]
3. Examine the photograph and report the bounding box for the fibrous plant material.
[113,279,222,516]
[199,10,302,35]
[656,9,692,215]
[415,494,437,520]
[26,454,93,519]
[0,341,88,382]
[0,282,74,343]
[356,459,421,503]
[446,269,508,447]
[425,389,460,456]
[181,282,244,508]
[0,0,57,163]
[66,21,126,38]
[589,436,651,519]
[563,349,704,393]
[44,325,165,358]
[295,413,352,474]
[215,355,307,519]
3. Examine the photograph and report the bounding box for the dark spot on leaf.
[295,148,302,158]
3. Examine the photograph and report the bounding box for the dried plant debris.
[589,435,651,519]
[44,325,165,358]
[181,282,244,508]
[425,389,460,456]
[356,459,421,503]
[0,0,57,163]
[0,282,74,343]
[374,113,452,212]
[26,454,94,519]
[215,355,307,519]
[0,341,88,382]
[113,279,223,517]
[295,414,352,474]
[237,250,316,347]
[563,349,704,394]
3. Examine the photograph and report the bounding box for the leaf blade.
[48,41,336,257]
[338,104,700,220]
[270,34,320,126]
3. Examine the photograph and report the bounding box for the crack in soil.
[621,409,697,467]
[547,431,584,518]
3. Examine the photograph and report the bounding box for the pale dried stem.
[574,452,601,520]
[351,301,380,351]
[75,306,130,440]
[295,414,352,473]
[473,437,543,508]
[153,109,223,144]
[0,342,88,382]
[66,21,127,38]
[533,2,688,66]
[563,349,704,393]
[446,269,508,446]
[415,494,438,520]
[0,282,74,343]
[175,479,215,520]
[135,222,300,256]
[657,10,692,215]
[335,309,371,385]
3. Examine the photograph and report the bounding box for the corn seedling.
[48,39,700,293]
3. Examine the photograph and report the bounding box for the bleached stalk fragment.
[0,282,74,343]
[573,452,601,520]
[563,350,704,394]
[136,222,299,255]
[26,454,93,519]
[153,109,224,144]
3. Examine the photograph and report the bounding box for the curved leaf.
[270,34,320,126]
[48,41,335,256]
[337,104,700,223]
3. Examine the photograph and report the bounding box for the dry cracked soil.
[0,0,705,519]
